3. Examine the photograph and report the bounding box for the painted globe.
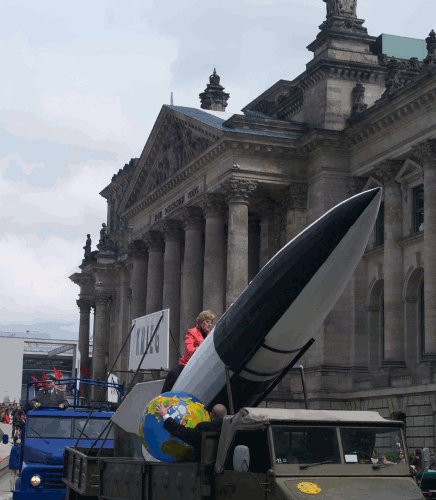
[139,391,210,462]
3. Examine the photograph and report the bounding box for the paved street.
[0,469,12,500]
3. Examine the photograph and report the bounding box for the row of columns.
[373,138,436,368]
[75,179,309,387]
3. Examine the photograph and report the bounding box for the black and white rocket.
[113,188,381,433]
[172,188,381,411]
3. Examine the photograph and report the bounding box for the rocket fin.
[111,379,164,435]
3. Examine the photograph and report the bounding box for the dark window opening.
[421,282,425,356]
[225,430,271,473]
[413,186,424,233]
[375,202,384,246]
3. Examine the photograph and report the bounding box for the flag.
[53,366,63,380]
[80,365,91,377]
[42,372,47,381]
[31,376,44,390]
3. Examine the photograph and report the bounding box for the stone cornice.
[363,245,383,260]
[69,272,94,286]
[297,129,347,155]
[397,231,424,249]
[345,68,436,147]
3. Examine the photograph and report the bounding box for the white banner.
[129,310,169,371]
[0,338,24,404]
[107,373,119,402]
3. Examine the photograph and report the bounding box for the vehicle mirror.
[233,445,250,472]
[423,448,430,473]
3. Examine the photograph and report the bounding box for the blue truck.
[13,378,123,500]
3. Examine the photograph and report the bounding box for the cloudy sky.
[0,0,433,341]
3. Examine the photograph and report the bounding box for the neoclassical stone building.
[70,0,436,450]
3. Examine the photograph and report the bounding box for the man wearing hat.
[30,375,69,409]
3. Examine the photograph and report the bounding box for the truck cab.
[14,378,122,500]
[213,408,422,500]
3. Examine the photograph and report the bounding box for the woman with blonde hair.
[162,310,215,393]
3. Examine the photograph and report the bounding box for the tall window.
[421,282,425,356]
[375,202,385,246]
[413,186,424,232]
[380,290,385,360]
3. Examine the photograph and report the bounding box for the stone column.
[202,195,226,321]
[223,179,257,308]
[375,160,405,367]
[129,240,148,321]
[248,214,260,282]
[180,208,204,350]
[116,268,131,381]
[412,139,436,355]
[76,298,91,397]
[92,291,112,400]
[284,183,308,243]
[259,200,276,268]
[160,220,183,367]
[145,231,164,314]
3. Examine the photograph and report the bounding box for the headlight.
[30,475,41,487]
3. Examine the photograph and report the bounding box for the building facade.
[70,0,436,450]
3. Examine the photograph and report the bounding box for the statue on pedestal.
[323,0,357,18]
[83,234,92,260]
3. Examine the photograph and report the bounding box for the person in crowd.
[397,450,406,464]
[429,450,436,470]
[4,410,10,424]
[411,449,422,471]
[12,406,25,440]
[30,375,69,409]
[376,454,387,465]
[9,439,21,492]
[155,402,226,454]
[161,310,215,393]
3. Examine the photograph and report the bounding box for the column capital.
[128,239,148,259]
[374,160,402,185]
[201,194,226,219]
[223,179,258,204]
[411,139,436,169]
[180,206,204,230]
[144,230,164,251]
[347,177,368,197]
[158,219,183,242]
[76,298,91,313]
[282,183,308,209]
[94,290,113,305]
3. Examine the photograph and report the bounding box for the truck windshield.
[74,419,114,439]
[340,427,406,465]
[272,426,341,465]
[27,417,72,438]
[26,417,114,439]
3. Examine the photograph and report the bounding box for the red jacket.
[179,327,208,366]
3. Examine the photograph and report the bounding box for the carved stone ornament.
[411,139,436,169]
[147,120,210,194]
[424,30,436,68]
[199,69,230,111]
[351,82,368,115]
[76,298,91,313]
[158,220,183,241]
[97,223,117,251]
[375,159,403,184]
[223,179,258,204]
[180,206,204,230]
[83,234,92,260]
[347,177,368,197]
[382,58,402,98]
[144,230,164,251]
[94,290,113,306]
[201,194,226,219]
[323,0,357,18]
[128,240,148,259]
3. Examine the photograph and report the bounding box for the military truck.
[63,407,423,500]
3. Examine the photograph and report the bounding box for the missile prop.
[173,188,381,411]
[113,188,381,432]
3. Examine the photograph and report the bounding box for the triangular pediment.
[118,106,223,215]
[363,176,383,192]
[395,158,423,183]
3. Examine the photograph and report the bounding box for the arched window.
[420,281,425,356]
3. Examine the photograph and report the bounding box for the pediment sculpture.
[147,121,211,193]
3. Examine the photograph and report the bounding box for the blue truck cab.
[13,378,123,500]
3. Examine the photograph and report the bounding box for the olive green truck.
[63,408,423,500]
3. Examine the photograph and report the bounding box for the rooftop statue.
[323,0,357,18]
